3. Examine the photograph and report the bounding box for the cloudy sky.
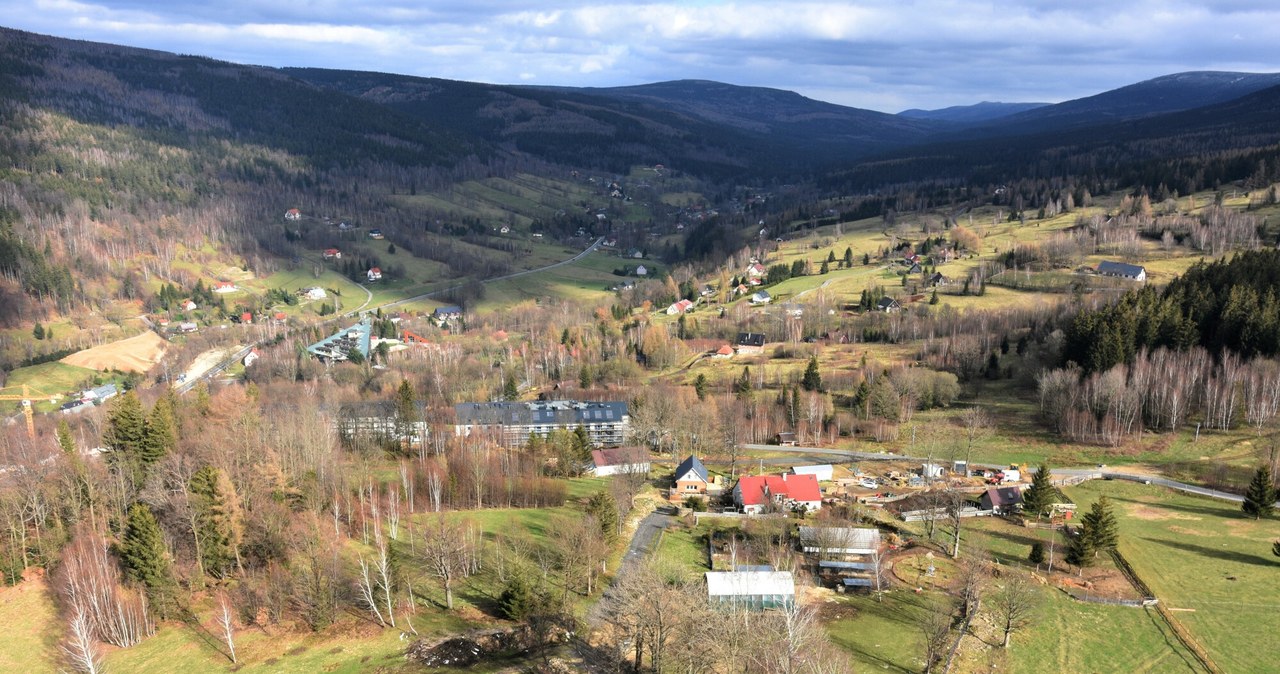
[4,0,1279,111]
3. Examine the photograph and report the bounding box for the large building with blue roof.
[307,318,373,362]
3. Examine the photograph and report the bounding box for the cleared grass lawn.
[830,519,1195,673]
[1065,480,1280,674]
[999,591,1198,674]
[0,579,60,674]
[824,590,938,674]
[654,523,708,578]
[5,361,102,412]
[476,253,628,311]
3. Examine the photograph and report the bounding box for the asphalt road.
[584,508,675,629]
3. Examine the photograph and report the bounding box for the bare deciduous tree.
[216,592,237,664]
[417,515,475,610]
[56,527,154,648]
[991,571,1042,649]
[356,523,395,627]
[960,405,991,474]
[917,596,955,674]
[61,606,102,674]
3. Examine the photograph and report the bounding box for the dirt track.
[61,331,167,373]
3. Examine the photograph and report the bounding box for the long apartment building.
[454,400,629,448]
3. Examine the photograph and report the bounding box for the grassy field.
[1065,480,1280,674]
[476,250,649,312]
[0,579,60,673]
[3,361,104,412]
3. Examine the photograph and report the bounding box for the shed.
[798,526,881,556]
[705,571,795,610]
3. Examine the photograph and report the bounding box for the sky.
[3,0,1279,112]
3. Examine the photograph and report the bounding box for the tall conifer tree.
[1243,465,1276,520]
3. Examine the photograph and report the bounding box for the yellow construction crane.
[0,384,50,439]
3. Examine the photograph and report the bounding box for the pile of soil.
[405,624,570,668]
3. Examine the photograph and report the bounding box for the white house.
[750,290,772,305]
[635,265,648,276]
[367,267,383,282]
[305,287,328,300]
[213,281,238,294]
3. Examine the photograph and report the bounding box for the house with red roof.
[323,248,342,260]
[665,299,694,315]
[366,267,383,282]
[734,473,823,515]
[284,208,302,221]
[713,345,734,358]
[588,446,651,477]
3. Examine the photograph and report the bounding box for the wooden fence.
[1110,549,1221,674]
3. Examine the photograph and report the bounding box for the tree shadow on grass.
[1141,537,1276,568]
[979,526,1049,553]
[1106,495,1233,519]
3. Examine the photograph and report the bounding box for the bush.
[683,496,707,512]
[1028,541,1045,565]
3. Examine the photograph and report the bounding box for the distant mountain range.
[2,25,1279,309]
[898,101,1049,124]
[0,25,1275,188]
[958,71,1280,138]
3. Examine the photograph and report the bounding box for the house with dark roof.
[1096,260,1146,282]
[734,473,822,515]
[736,332,767,353]
[875,297,901,313]
[434,305,463,322]
[672,455,710,502]
[750,290,772,305]
[979,486,1023,515]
